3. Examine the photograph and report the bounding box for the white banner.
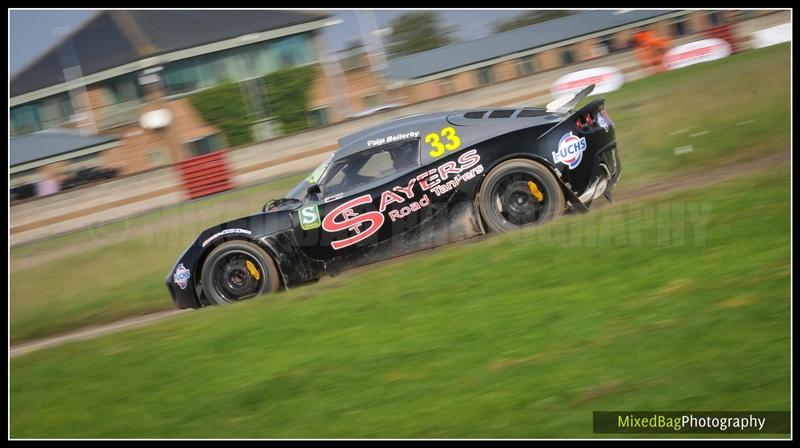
[662,38,731,71]
[550,66,624,99]
[751,23,791,49]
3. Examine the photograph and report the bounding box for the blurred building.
[10,9,782,182]
[10,10,339,178]
[10,128,120,199]
[383,10,759,103]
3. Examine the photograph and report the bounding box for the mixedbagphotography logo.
[593,411,791,434]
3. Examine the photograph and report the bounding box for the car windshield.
[285,139,420,202]
[318,138,420,197]
[285,153,335,200]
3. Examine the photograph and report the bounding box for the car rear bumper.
[578,143,621,204]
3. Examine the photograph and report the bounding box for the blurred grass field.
[10,43,790,343]
[11,166,790,437]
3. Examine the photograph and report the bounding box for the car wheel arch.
[473,155,571,233]
[473,153,573,212]
[195,235,287,301]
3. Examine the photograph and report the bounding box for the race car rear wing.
[546,84,595,114]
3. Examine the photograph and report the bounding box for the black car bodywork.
[60,166,119,191]
[166,89,621,308]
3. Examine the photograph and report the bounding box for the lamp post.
[315,18,351,121]
[356,11,393,103]
[53,25,97,136]
[371,26,393,76]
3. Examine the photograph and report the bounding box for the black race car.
[60,166,119,191]
[166,86,621,308]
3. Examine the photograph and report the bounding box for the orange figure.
[633,29,671,73]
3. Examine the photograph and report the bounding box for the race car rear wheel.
[201,240,280,305]
[478,159,565,233]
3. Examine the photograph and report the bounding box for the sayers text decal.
[322,149,483,250]
[322,195,385,250]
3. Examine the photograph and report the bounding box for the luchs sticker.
[173,263,191,290]
[553,132,587,169]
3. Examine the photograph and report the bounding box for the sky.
[9,9,525,76]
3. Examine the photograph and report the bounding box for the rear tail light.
[576,110,605,131]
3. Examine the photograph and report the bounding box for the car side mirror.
[307,184,321,197]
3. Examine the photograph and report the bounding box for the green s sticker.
[299,204,321,230]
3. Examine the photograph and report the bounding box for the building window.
[707,11,724,27]
[560,49,575,65]
[241,78,272,120]
[596,35,620,55]
[105,75,142,104]
[516,56,535,77]
[477,66,495,86]
[229,44,268,80]
[363,94,382,109]
[622,33,637,51]
[440,77,456,95]
[38,94,74,128]
[11,94,74,137]
[148,149,167,167]
[211,58,230,80]
[186,134,225,157]
[164,59,206,95]
[308,107,330,128]
[672,20,691,37]
[273,35,315,68]
[162,34,316,96]
[11,104,42,137]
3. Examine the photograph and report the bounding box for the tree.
[492,10,576,34]
[386,12,458,58]
[191,81,253,147]
[262,65,318,134]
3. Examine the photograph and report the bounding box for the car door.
[293,138,440,269]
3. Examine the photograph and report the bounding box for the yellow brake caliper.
[245,260,261,281]
[528,181,544,202]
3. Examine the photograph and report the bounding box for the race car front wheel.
[478,159,565,233]
[201,240,280,305]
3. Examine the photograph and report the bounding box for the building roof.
[11,10,330,98]
[386,10,677,80]
[10,128,119,169]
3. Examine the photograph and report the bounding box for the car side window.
[322,139,420,196]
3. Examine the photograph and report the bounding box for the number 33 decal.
[425,127,461,158]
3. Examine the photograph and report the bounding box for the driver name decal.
[367,131,420,147]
